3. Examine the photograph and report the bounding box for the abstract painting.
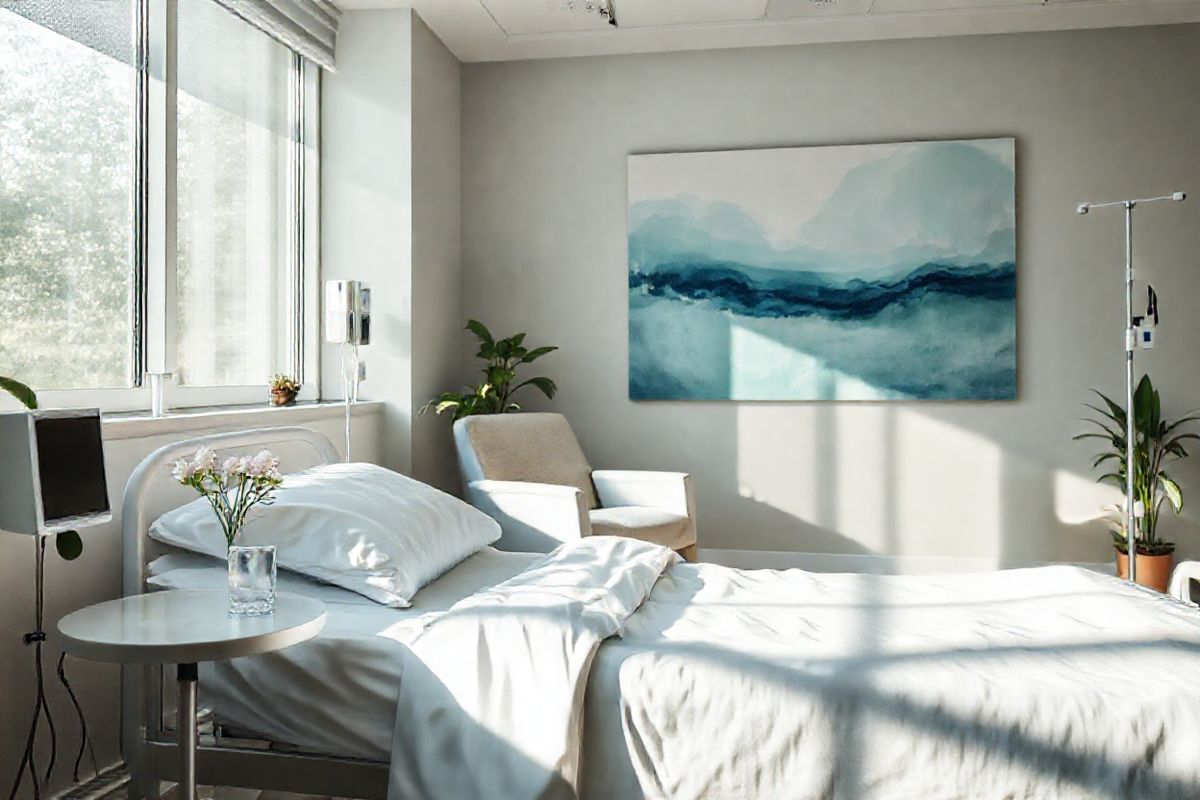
[627,138,1016,401]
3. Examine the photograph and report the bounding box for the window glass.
[0,5,135,389]
[175,0,293,387]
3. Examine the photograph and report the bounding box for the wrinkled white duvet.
[388,536,676,800]
[390,543,1200,800]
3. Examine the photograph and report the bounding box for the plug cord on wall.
[341,342,360,462]
[7,536,98,800]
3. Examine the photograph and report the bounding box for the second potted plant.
[1075,375,1198,591]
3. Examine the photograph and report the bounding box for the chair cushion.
[454,413,599,509]
[588,506,695,551]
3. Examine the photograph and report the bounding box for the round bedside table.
[58,589,326,800]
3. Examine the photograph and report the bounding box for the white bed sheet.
[148,547,540,761]
[150,554,1200,800]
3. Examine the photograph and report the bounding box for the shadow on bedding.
[610,634,1200,800]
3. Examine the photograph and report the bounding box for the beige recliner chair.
[453,413,697,560]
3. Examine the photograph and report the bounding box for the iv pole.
[1076,191,1186,583]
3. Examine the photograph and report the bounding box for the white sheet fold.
[387,536,676,800]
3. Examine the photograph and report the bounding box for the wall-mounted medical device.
[324,279,371,346]
[325,280,373,462]
[0,408,110,536]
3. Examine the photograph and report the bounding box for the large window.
[176,0,293,388]
[0,0,318,410]
[0,4,135,389]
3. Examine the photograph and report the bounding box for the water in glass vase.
[227,545,277,616]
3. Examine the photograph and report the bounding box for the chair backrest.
[453,412,598,509]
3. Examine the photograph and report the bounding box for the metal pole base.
[176,663,197,800]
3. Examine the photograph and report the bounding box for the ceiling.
[334,0,1200,62]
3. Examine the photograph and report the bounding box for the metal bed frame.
[120,426,389,800]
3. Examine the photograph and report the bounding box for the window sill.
[101,400,384,441]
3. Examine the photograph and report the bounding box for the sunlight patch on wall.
[730,325,904,401]
[895,413,1002,559]
[735,404,819,524]
[1054,469,1118,526]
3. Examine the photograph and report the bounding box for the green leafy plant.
[1074,375,1200,555]
[1,375,38,410]
[421,320,557,421]
[1,375,84,559]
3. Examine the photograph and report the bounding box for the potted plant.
[421,320,557,420]
[1075,375,1199,591]
[171,447,284,615]
[269,374,301,406]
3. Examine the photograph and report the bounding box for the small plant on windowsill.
[269,374,301,407]
[420,320,558,421]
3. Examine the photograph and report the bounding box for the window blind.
[210,0,339,70]
[0,0,134,64]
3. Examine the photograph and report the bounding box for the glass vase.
[227,544,277,616]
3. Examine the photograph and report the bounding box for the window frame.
[29,0,319,414]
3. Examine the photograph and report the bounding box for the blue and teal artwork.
[627,138,1016,401]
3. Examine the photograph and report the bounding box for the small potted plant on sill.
[269,374,301,407]
[171,447,284,616]
[1075,375,1199,592]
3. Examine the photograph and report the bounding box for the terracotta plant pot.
[1114,548,1174,593]
[270,389,297,407]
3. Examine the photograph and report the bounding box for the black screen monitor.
[34,411,110,526]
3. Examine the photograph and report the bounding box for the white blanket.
[606,562,1200,800]
[388,536,676,800]
[387,550,1200,800]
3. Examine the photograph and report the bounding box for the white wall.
[321,10,415,474]
[0,408,382,799]
[460,24,1200,565]
[323,9,462,491]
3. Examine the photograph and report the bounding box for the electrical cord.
[7,535,98,800]
[341,342,360,462]
[57,653,99,783]
[9,537,53,800]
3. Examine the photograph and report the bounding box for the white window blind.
[208,0,339,70]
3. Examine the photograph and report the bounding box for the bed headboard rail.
[122,426,339,597]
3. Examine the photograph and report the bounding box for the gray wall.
[411,14,464,493]
[461,24,1200,564]
[323,9,461,490]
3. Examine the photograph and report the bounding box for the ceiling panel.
[342,0,1200,62]
[871,0,1042,12]
[767,0,874,18]
[616,0,768,28]
[481,0,615,34]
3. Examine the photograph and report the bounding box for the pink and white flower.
[169,446,284,548]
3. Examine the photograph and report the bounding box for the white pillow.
[149,462,501,607]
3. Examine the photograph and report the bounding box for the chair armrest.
[1169,561,1200,606]
[466,480,590,553]
[591,470,693,518]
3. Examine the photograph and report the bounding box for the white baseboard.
[698,548,1114,576]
